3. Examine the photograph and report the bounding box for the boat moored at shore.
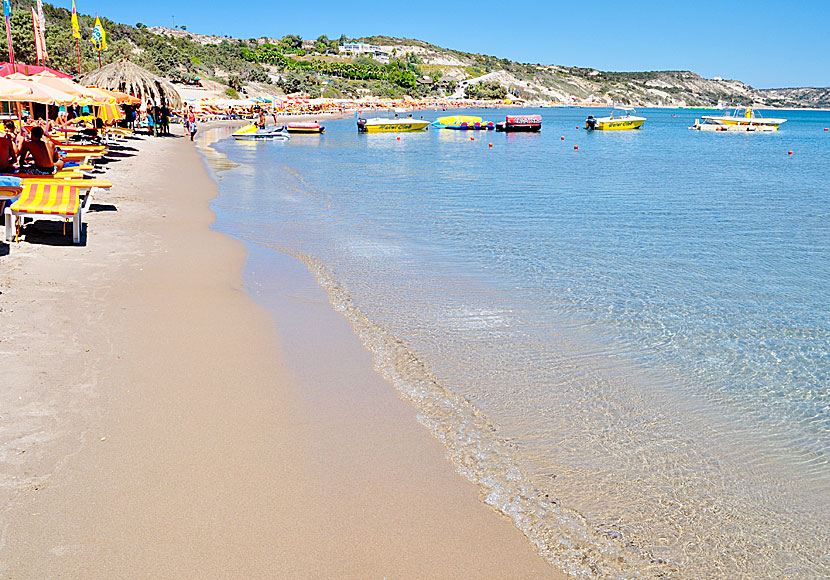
[232,124,290,140]
[433,115,495,130]
[357,117,431,133]
[585,107,646,130]
[286,122,325,134]
[494,114,542,132]
[691,107,787,132]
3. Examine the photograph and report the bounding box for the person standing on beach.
[187,107,197,141]
[160,104,170,135]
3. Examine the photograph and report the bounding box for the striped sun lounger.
[4,182,88,244]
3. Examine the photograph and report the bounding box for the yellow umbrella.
[97,103,124,124]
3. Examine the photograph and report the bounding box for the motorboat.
[232,124,290,140]
[585,106,646,130]
[494,114,542,132]
[433,115,495,130]
[692,107,787,132]
[357,117,430,133]
[286,122,325,134]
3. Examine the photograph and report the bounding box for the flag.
[90,15,106,51]
[36,0,48,60]
[31,8,45,62]
[3,0,12,65]
[71,0,80,39]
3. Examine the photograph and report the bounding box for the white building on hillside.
[339,42,390,63]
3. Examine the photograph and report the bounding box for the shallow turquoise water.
[203,108,829,578]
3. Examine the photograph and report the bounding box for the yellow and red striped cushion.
[11,183,79,216]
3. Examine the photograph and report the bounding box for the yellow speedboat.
[357,117,430,133]
[586,106,646,131]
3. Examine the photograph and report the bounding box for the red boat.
[495,114,542,132]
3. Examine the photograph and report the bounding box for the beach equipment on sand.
[232,123,290,140]
[4,182,89,244]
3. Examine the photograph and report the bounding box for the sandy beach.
[0,127,563,578]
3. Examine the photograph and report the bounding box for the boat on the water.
[232,124,290,140]
[286,122,325,134]
[433,115,495,130]
[494,114,542,132]
[691,107,787,132]
[357,117,430,133]
[585,106,646,131]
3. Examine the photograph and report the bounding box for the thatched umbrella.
[79,59,182,108]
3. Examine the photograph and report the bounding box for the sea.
[198,108,829,579]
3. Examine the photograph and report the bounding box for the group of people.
[0,119,65,175]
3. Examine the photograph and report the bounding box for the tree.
[464,81,507,100]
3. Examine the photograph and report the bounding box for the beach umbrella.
[0,76,68,104]
[79,58,182,108]
[4,74,75,104]
[97,103,124,123]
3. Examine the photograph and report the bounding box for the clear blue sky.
[55,0,827,88]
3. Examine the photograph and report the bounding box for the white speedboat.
[232,124,290,140]
[585,106,646,131]
[695,107,787,132]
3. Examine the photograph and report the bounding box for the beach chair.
[4,182,88,244]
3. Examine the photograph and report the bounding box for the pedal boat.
[585,107,646,130]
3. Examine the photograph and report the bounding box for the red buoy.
[471,137,475,141]
[397,137,400,140]
[574,145,579,150]
[561,136,565,140]
[825,128,829,131]
[489,143,493,148]
[788,151,793,155]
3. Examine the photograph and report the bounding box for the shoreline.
[0,126,563,577]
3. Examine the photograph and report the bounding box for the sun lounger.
[4,182,88,244]
[0,183,23,216]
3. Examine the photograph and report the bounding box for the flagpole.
[77,39,81,74]
[4,16,13,65]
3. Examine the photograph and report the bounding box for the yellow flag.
[90,15,106,51]
[71,0,80,39]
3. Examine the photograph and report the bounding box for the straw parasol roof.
[79,59,182,108]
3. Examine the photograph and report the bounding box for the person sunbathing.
[18,126,64,175]
[3,120,24,157]
[0,132,15,173]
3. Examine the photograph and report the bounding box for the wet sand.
[0,128,563,578]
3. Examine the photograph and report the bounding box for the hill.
[3,1,827,107]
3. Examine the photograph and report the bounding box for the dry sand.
[0,128,564,578]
